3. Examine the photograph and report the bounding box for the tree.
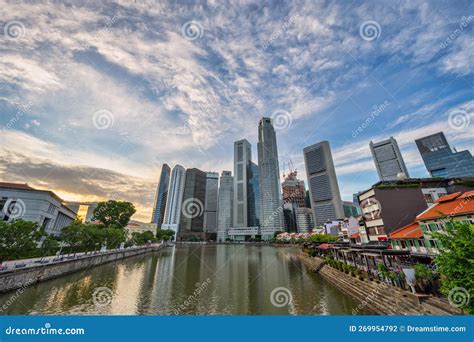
[40,234,60,256]
[433,221,474,314]
[92,200,136,228]
[156,229,175,241]
[60,221,84,251]
[0,220,42,262]
[130,231,156,246]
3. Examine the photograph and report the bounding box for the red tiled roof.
[317,243,332,250]
[417,191,474,220]
[350,232,360,239]
[436,192,461,203]
[0,182,35,190]
[389,222,422,239]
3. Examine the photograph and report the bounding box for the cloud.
[0,0,472,217]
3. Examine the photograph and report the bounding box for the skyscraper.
[303,141,344,227]
[415,132,474,178]
[248,162,260,227]
[151,163,171,227]
[203,171,219,234]
[162,165,186,239]
[179,168,207,241]
[281,169,306,232]
[217,171,233,242]
[370,137,409,181]
[258,117,284,239]
[233,139,252,228]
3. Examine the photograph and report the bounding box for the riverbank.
[297,253,463,315]
[0,244,167,293]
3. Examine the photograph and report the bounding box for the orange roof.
[350,232,360,239]
[436,192,461,203]
[389,222,422,239]
[417,191,474,220]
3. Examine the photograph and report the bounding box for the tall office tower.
[295,207,314,233]
[203,172,219,234]
[179,168,207,240]
[217,171,233,242]
[281,169,307,232]
[248,162,260,227]
[258,117,284,239]
[151,163,171,227]
[233,139,252,228]
[162,165,186,239]
[303,141,344,227]
[370,137,410,181]
[416,132,474,178]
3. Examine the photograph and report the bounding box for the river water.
[0,244,370,315]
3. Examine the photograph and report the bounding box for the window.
[420,224,428,233]
[429,223,438,232]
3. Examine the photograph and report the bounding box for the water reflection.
[0,245,370,315]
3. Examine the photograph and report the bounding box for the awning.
[317,243,332,250]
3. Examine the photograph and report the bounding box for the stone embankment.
[0,244,166,293]
[298,253,463,315]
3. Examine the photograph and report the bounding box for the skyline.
[1,0,473,222]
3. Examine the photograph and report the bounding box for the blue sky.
[0,0,473,221]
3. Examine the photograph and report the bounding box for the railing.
[0,244,162,273]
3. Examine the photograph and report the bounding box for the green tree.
[40,234,60,256]
[92,200,136,228]
[433,221,474,314]
[60,221,84,251]
[306,234,338,243]
[0,220,42,262]
[156,229,175,241]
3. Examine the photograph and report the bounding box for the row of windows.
[392,238,442,249]
[421,220,474,233]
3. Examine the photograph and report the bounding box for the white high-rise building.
[217,171,233,242]
[370,137,409,181]
[161,165,186,240]
[258,117,284,239]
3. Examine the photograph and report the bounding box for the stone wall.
[298,253,463,315]
[0,245,165,293]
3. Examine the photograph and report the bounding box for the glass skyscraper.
[217,171,233,242]
[258,117,284,239]
[415,132,474,178]
[151,163,171,228]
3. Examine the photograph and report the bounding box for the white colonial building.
[0,182,77,236]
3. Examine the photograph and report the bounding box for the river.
[0,244,370,315]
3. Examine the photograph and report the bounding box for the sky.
[0,0,473,222]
